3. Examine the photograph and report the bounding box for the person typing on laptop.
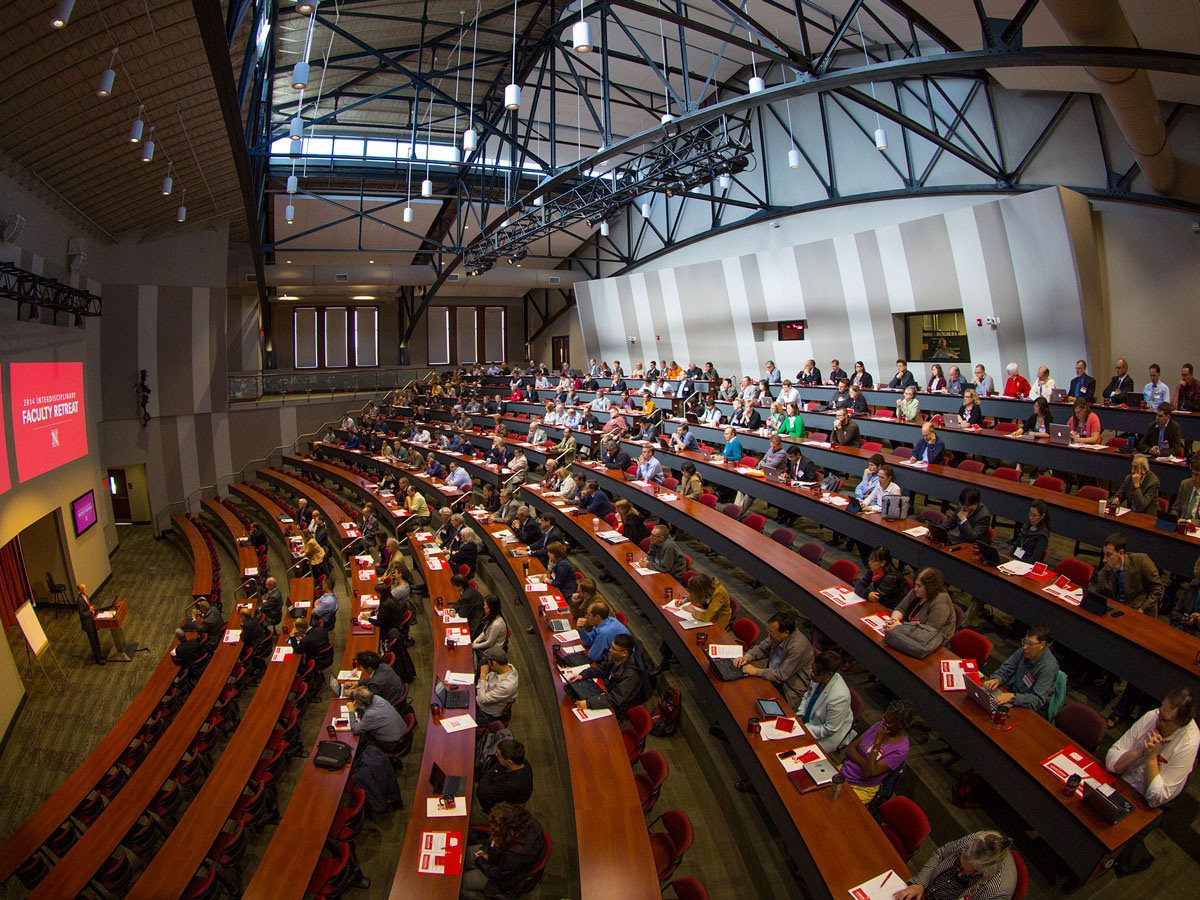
[981,625,1058,715]
[734,612,814,709]
[567,633,648,717]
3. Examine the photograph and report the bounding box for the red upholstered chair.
[876,409,895,419]
[917,509,949,528]
[664,877,709,900]
[635,750,669,813]
[877,797,930,861]
[952,602,966,633]
[798,542,825,565]
[994,421,1019,434]
[892,446,911,461]
[649,810,694,882]
[511,834,551,895]
[1032,475,1065,493]
[1011,849,1029,900]
[993,466,1021,482]
[604,513,618,527]
[830,559,859,585]
[681,570,697,588]
[730,618,760,650]
[956,459,985,474]
[1054,702,1107,754]
[697,493,718,508]
[640,538,653,553]
[662,477,679,490]
[862,442,884,453]
[721,504,745,521]
[622,706,652,763]
[1106,436,1128,450]
[949,629,993,669]
[770,528,796,549]
[305,841,359,898]
[1055,557,1094,588]
[743,513,766,533]
[614,611,628,626]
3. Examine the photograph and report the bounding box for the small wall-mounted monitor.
[71,489,98,537]
[777,320,807,341]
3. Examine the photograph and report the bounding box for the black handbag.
[313,739,353,770]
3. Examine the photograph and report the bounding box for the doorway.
[108,469,131,522]
[551,335,570,372]
[19,510,73,608]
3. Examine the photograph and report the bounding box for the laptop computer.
[1048,423,1072,445]
[928,523,951,546]
[1049,389,1067,403]
[975,541,1001,567]
[434,676,470,709]
[710,657,747,681]
[697,444,713,461]
[548,618,572,633]
[1080,588,1111,616]
[685,412,700,425]
[328,674,346,698]
[803,757,839,786]
[1155,511,1179,532]
[763,466,785,483]
[1081,781,1133,824]
[565,679,605,702]
[965,677,1002,713]
[556,649,590,668]
[429,762,466,798]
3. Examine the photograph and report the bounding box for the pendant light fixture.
[463,3,479,154]
[289,115,304,141]
[285,201,295,224]
[97,47,118,97]
[746,7,764,94]
[161,162,173,195]
[599,221,609,236]
[129,104,145,142]
[718,173,731,189]
[504,0,520,109]
[858,20,887,151]
[785,94,800,168]
[641,201,651,219]
[141,126,155,162]
[52,0,75,29]
[296,1,316,13]
[420,81,434,198]
[449,11,464,164]
[176,188,187,223]
[659,21,674,124]
[404,97,415,220]
[403,205,414,223]
[287,173,298,194]
[572,2,592,53]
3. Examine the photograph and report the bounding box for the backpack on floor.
[650,687,682,737]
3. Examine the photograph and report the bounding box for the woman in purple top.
[840,699,914,803]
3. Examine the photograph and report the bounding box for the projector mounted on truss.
[464,112,754,276]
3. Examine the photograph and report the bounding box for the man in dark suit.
[289,617,330,659]
[76,583,105,665]
[1102,357,1135,401]
[1136,403,1184,458]
[1093,532,1164,615]
[530,514,564,563]
[829,407,862,448]
[1066,359,1097,403]
[451,573,485,638]
[172,632,211,669]
[1170,454,1200,523]
[910,422,946,465]
[599,437,631,471]
[953,487,991,543]
[732,400,762,430]
[259,576,285,627]
[182,600,225,640]
[580,482,614,519]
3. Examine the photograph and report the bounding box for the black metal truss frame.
[1,262,102,323]
[237,0,1200,345]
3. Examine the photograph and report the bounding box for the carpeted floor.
[3,466,1198,900]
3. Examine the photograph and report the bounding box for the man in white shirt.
[972,364,995,396]
[739,376,756,403]
[341,414,356,432]
[777,380,801,406]
[1030,366,1057,400]
[1144,364,1171,408]
[636,446,665,485]
[590,389,611,411]
[476,647,519,725]
[1106,687,1198,809]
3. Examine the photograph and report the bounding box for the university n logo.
[50,428,60,448]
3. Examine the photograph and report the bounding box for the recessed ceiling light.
[368,259,375,263]
[351,295,375,300]
[278,295,299,300]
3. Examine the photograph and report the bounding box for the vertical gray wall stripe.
[901,216,962,310]
[973,202,1025,372]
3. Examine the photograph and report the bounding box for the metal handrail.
[227,366,435,402]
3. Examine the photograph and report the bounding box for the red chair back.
[664,876,709,900]
[640,537,653,553]
[614,611,628,625]
[730,618,760,649]
[1032,475,1065,493]
[1076,485,1109,502]
[721,504,744,521]
[892,446,911,461]
[1055,557,1094,587]
[1011,849,1029,900]
[994,421,1019,434]
[698,493,718,508]
[993,466,1021,482]
[862,442,883,452]
[770,528,796,549]
[1054,701,1107,754]
[830,559,859,585]
[877,797,930,860]
[798,541,825,564]
[848,687,865,723]
[949,628,993,669]
[743,513,766,533]
[956,459,985,474]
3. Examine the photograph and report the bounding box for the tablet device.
[755,698,786,719]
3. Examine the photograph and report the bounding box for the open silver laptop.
[1048,423,1072,445]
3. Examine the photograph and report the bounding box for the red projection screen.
[9,362,88,482]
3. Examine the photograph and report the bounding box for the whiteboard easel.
[15,600,65,692]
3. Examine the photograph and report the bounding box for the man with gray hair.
[347,686,408,752]
[491,489,521,526]
[1110,453,1161,514]
[895,831,1016,900]
[435,506,456,546]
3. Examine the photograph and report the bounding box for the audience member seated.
[1068,397,1102,445]
[862,463,901,510]
[614,499,652,547]
[830,407,862,447]
[575,600,631,665]
[579,481,614,518]
[853,546,906,607]
[1110,454,1160,514]
[953,487,991,543]
[452,573,486,638]
[289,617,330,661]
[476,739,534,817]
[1103,357,1135,400]
[896,386,921,423]
[720,426,744,463]
[472,595,508,668]
[1003,362,1031,398]
[910,422,945,464]
[957,389,983,427]
[259,576,285,627]
[356,651,410,715]
[1093,532,1164,616]
[569,633,650,718]
[181,599,225,639]
[889,359,916,390]
[677,462,704,500]
[886,567,955,646]
[347,685,408,753]
[926,364,947,393]
[636,446,665,485]
[546,541,577,602]
[734,612,814,708]
[529,513,563,563]
[171,631,211,669]
[670,424,699,453]
[643,524,687,580]
[851,360,874,388]
[1136,402,1184,458]
[1012,396,1054,436]
[894,831,1017,900]
[1178,363,1200,412]
[1144,364,1170,408]
[945,366,966,395]
[1171,453,1200,523]
[841,699,915,803]
[1012,500,1051,563]
[1030,366,1057,400]
[449,528,482,577]
[982,624,1059,716]
[683,572,732,629]
[972,364,995,396]
[476,648,519,727]
[796,650,853,752]
[460,803,546,900]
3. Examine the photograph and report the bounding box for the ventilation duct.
[1041,0,1176,194]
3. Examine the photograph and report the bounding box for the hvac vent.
[334,273,349,283]
[446,273,460,282]
[548,276,561,285]
[244,273,257,283]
